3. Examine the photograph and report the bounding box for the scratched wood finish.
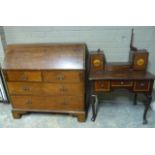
[2,44,87,122]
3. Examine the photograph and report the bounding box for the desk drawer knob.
[101,84,104,88]
[121,81,124,85]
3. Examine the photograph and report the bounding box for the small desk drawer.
[94,80,110,92]
[134,80,151,92]
[11,95,84,111]
[43,71,83,83]
[5,71,42,82]
[111,80,133,87]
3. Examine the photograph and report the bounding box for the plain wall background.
[0,26,6,63]
[1,26,155,74]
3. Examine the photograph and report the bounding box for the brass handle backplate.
[20,75,28,80]
[56,74,65,81]
[26,99,32,104]
[22,86,30,91]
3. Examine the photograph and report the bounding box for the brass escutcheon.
[93,59,101,67]
[137,58,144,66]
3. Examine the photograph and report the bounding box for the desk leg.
[133,93,137,105]
[91,95,98,121]
[143,94,152,124]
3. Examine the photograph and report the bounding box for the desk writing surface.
[2,43,86,70]
[89,71,155,80]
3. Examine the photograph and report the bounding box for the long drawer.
[7,82,84,96]
[11,95,84,111]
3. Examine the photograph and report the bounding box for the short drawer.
[134,80,151,92]
[111,80,133,87]
[43,71,84,83]
[11,95,84,111]
[7,82,43,95]
[94,80,110,92]
[5,71,42,82]
[7,82,84,96]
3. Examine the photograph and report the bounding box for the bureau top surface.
[2,43,86,70]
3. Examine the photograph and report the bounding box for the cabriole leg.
[143,94,152,124]
[91,95,98,121]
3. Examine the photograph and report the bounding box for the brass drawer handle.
[26,99,32,104]
[60,74,65,80]
[63,99,67,104]
[63,88,68,92]
[121,81,124,85]
[101,84,104,88]
[60,86,67,92]
[22,86,30,91]
[56,75,65,81]
[20,75,28,80]
[140,83,145,87]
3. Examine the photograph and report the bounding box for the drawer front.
[11,95,84,111]
[5,71,42,82]
[94,80,110,92]
[134,80,151,92]
[7,82,44,95]
[43,71,84,83]
[42,83,84,96]
[7,82,84,96]
[111,80,133,87]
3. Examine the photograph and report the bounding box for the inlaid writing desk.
[89,70,155,124]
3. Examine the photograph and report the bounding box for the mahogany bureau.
[2,44,87,122]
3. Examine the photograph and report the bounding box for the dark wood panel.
[105,62,131,72]
[111,80,133,87]
[94,80,110,92]
[89,71,155,80]
[133,80,151,92]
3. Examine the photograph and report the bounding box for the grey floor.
[1,90,155,128]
